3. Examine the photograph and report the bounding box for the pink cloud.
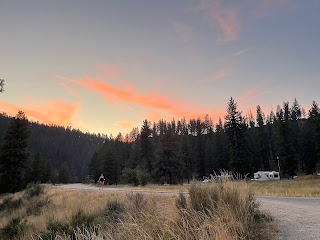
[238,87,261,106]
[196,0,241,42]
[201,68,232,83]
[0,100,79,127]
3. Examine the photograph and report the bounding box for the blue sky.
[1,0,319,135]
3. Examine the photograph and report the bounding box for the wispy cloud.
[68,76,190,117]
[237,83,267,107]
[233,48,251,56]
[196,0,241,42]
[200,68,232,83]
[0,100,79,126]
[61,69,220,124]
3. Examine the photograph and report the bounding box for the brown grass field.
[0,180,278,240]
[250,176,320,197]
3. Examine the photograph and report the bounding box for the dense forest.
[1,97,320,193]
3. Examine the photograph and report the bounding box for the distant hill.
[0,113,105,182]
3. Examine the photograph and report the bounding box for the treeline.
[89,98,320,185]
[0,112,104,193]
[1,97,320,193]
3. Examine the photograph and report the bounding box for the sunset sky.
[1,0,320,136]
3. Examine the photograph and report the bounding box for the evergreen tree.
[275,102,297,178]
[213,118,228,171]
[89,151,100,182]
[256,105,270,170]
[154,124,183,184]
[179,134,192,183]
[303,101,320,173]
[140,119,154,173]
[0,111,30,193]
[58,162,70,183]
[225,98,251,175]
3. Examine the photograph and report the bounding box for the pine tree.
[275,102,297,178]
[256,105,270,170]
[140,119,154,173]
[303,101,320,174]
[154,124,183,184]
[0,111,31,193]
[224,98,251,175]
[58,162,70,183]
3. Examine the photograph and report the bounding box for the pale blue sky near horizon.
[1,0,319,135]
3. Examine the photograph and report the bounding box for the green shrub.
[126,192,146,212]
[175,192,187,210]
[70,210,95,228]
[0,197,22,212]
[26,197,50,216]
[122,168,139,186]
[25,183,44,198]
[105,199,125,223]
[46,219,71,237]
[137,169,150,186]
[0,217,26,239]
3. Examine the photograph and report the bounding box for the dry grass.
[0,182,275,240]
[250,177,320,197]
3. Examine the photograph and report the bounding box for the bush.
[26,197,50,216]
[46,210,95,238]
[175,192,187,210]
[126,192,146,212]
[122,168,139,186]
[105,199,125,224]
[0,197,22,212]
[0,217,26,239]
[136,169,150,186]
[25,183,44,198]
[70,210,95,229]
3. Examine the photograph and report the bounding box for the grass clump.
[0,196,22,212]
[0,217,27,239]
[25,183,44,199]
[104,199,125,224]
[173,181,274,240]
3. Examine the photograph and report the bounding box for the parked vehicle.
[251,171,280,181]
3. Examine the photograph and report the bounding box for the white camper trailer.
[252,171,280,181]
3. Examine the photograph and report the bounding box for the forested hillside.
[0,112,104,188]
[1,97,320,193]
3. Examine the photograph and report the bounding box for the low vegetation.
[0,181,275,240]
[251,176,320,197]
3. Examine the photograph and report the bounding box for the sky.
[1,0,320,136]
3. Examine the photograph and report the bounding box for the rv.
[252,171,280,181]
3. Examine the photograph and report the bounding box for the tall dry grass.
[0,181,275,240]
[250,177,320,197]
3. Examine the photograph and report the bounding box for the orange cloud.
[114,121,136,133]
[0,100,79,127]
[68,76,197,118]
[196,0,241,42]
[201,68,232,83]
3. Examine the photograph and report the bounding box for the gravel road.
[257,196,320,240]
[57,184,320,240]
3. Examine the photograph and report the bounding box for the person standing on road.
[98,174,105,189]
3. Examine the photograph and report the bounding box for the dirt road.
[257,196,320,240]
[57,184,320,240]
